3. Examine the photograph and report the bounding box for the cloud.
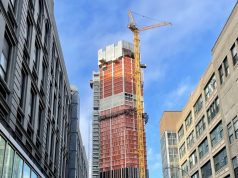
[164,77,195,109]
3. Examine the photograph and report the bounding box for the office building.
[0,0,88,177]
[160,2,238,178]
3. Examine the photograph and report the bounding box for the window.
[49,82,53,106]
[214,147,227,172]
[57,105,61,126]
[46,122,50,151]
[189,151,197,168]
[185,112,192,129]
[33,43,40,70]
[191,172,199,178]
[50,132,54,159]
[24,19,32,47]
[218,65,224,84]
[44,21,50,47]
[232,157,238,169]
[168,147,178,163]
[31,171,38,178]
[227,122,234,144]
[0,135,6,176]
[37,107,42,137]
[51,43,56,74]
[181,160,189,177]
[54,140,59,166]
[196,116,206,138]
[10,0,15,6]
[198,138,209,159]
[187,130,195,149]
[179,142,186,159]
[201,161,212,178]
[231,44,238,65]
[2,144,15,177]
[178,125,184,141]
[41,64,46,88]
[0,36,11,80]
[20,70,27,108]
[204,74,217,100]
[210,122,223,147]
[207,97,219,123]
[167,132,177,145]
[53,94,57,116]
[23,163,31,178]
[28,90,35,124]
[194,95,203,115]
[12,153,23,178]
[0,135,39,178]
[233,116,238,139]
[35,0,43,26]
[223,57,230,77]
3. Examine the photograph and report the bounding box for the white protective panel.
[100,93,125,111]
[98,41,134,64]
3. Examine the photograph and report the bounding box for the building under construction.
[91,41,149,178]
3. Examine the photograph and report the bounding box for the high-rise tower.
[92,41,148,178]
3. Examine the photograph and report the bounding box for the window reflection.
[23,163,31,178]
[31,171,38,178]
[2,145,14,178]
[12,153,23,178]
[0,135,6,176]
[0,134,40,178]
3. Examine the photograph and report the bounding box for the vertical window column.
[213,148,228,172]
[20,70,27,109]
[218,65,224,84]
[223,57,230,77]
[0,135,6,176]
[231,44,238,65]
[233,116,238,139]
[28,89,35,125]
[37,106,42,137]
[2,144,15,177]
[0,36,11,81]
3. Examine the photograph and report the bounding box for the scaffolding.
[97,41,148,178]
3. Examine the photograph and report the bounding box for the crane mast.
[134,29,146,178]
[128,10,171,178]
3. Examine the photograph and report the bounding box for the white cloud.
[164,77,195,109]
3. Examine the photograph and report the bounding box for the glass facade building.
[161,129,180,178]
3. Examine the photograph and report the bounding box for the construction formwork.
[97,41,148,178]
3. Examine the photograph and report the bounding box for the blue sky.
[55,0,237,177]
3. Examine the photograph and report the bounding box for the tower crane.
[128,10,171,178]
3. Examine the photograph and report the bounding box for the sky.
[54,0,237,177]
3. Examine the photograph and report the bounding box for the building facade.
[0,0,88,177]
[160,2,238,178]
[92,41,148,178]
[90,72,101,178]
[160,112,181,178]
[68,87,88,178]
